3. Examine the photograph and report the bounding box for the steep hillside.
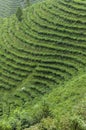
[25,73,86,130]
[0,0,27,17]
[0,0,86,129]
[0,0,43,18]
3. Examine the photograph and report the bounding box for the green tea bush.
[39,117,57,130]
[71,116,86,130]
[59,97,86,130]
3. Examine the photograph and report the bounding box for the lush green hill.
[0,0,43,18]
[0,0,27,17]
[0,0,86,129]
[25,73,86,130]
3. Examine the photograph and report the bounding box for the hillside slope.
[0,0,86,129]
[25,73,86,130]
[0,0,42,18]
[0,0,27,17]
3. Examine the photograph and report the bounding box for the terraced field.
[0,0,27,17]
[0,0,42,18]
[0,0,86,129]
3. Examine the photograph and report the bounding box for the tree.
[41,101,52,118]
[26,0,30,6]
[16,7,23,21]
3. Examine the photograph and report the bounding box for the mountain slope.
[0,0,86,129]
[25,73,86,130]
[0,0,43,18]
[0,0,27,17]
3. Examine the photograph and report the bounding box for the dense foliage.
[0,0,86,129]
[0,0,43,17]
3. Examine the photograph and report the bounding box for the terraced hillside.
[0,0,42,18]
[0,0,27,17]
[0,0,86,129]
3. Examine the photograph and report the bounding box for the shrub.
[41,101,52,118]
[39,117,57,130]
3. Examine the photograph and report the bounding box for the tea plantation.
[0,0,43,17]
[0,0,86,129]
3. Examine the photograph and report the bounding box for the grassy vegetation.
[24,74,86,130]
[0,0,86,129]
